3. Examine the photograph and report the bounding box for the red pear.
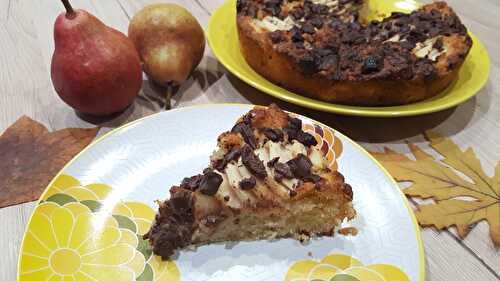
[51,0,142,116]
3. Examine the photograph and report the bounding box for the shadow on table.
[74,56,226,129]
[227,72,492,144]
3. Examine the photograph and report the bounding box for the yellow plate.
[207,0,491,117]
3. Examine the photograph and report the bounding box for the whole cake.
[146,104,356,259]
[236,0,472,105]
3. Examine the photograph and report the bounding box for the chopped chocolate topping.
[284,118,318,147]
[199,171,223,196]
[291,26,304,43]
[169,190,194,216]
[237,0,471,81]
[147,189,194,259]
[261,127,284,142]
[180,174,203,191]
[287,154,312,179]
[232,122,256,149]
[301,22,315,34]
[269,31,285,43]
[267,157,280,168]
[239,176,257,190]
[289,190,297,197]
[264,0,282,17]
[223,195,230,201]
[214,147,242,171]
[287,154,321,183]
[362,56,382,74]
[241,146,268,178]
[274,162,294,179]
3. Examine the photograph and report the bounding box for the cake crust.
[146,104,356,259]
[236,0,472,105]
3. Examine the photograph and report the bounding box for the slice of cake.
[146,104,355,259]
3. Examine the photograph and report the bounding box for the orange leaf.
[0,116,99,208]
[371,131,500,246]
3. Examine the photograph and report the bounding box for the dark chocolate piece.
[232,122,256,149]
[199,171,223,196]
[241,145,267,178]
[287,154,321,183]
[261,128,284,142]
[239,176,257,190]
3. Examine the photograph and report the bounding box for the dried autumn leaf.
[0,116,99,208]
[371,131,500,246]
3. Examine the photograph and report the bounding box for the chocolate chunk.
[284,118,318,147]
[214,147,242,171]
[301,22,315,34]
[434,37,444,51]
[241,146,267,178]
[290,8,305,20]
[225,147,242,163]
[311,4,329,14]
[289,190,297,197]
[239,176,257,190]
[362,56,381,74]
[224,195,230,201]
[180,174,203,191]
[169,190,193,216]
[274,162,294,179]
[264,0,282,17]
[288,118,302,131]
[300,132,318,147]
[232,122,256,149]
[199,171,223,196]
[297,55,317,75]
[286,154,321,183]
[310,16,323,29]
[291,27,304,43]
[267,157,280,168]
[269,31,285,43]
[287,154,313,179]
[261,128,284,142]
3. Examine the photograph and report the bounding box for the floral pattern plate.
[18,104,424,281]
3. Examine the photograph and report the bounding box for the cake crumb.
[338,227,358,236]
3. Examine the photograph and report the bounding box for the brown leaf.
[371,131,500,246]
[0,116,99,208]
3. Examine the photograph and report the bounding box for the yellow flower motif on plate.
[20,174,180,281]
[42,175,112,201]
[112,202,156,236]
[19,202,142,281]
[285,254,410,281]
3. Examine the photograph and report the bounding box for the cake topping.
[284,118,318,147]
[169,189,194,216]
[232,122,257,149]
[287,154,321,183]
[199,171,223,196]
[239,176,257,190]
[261,127,284,142]
[241,145,268,178]
[272,160,295,182]
[214,146,242,171]
[238,0,471,82]
[180,174,203,191]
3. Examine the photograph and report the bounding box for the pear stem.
[165,87,172,110]
[60,0,75,17]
